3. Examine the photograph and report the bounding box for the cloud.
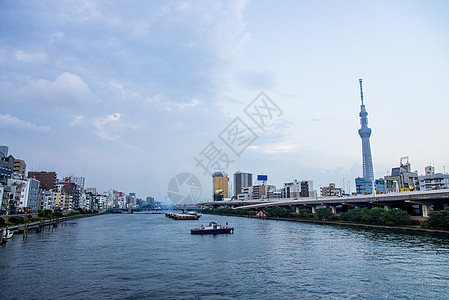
[93,113,122,140]
[238,69,276,90]
[15,49,47,62]
[110,81,202,111]
[177,98,200,109]
[18,72,92,105]
[70,116,85,126]
[248,143,298,154]
[310,117,331,122]
[0,114,51,132]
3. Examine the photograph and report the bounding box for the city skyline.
[1,1,448,200]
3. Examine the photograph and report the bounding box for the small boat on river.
[1,228,14,243]
[190,222,234,234]
[165,212,201,220]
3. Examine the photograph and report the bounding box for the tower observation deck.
[358,79,374,181]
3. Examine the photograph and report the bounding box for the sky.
[1,0,448,202]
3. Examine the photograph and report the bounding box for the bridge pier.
[422,204,431,218]
[331,206,337,215]
[384,205,391,210]
[311,206,316,214]
[295,206,300,214]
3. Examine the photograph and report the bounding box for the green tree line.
[202,206,449,229]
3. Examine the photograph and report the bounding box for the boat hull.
[190,227,234,234]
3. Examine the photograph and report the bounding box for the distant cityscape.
[211,80,448,202]
[1,80,448,214]
[0,145,155,214]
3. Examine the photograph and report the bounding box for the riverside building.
[212,171,229,201]
[233,171,252,197]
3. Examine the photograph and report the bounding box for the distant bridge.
[108,202,164,213]
[107,202,203,213]
[199,189,449,217]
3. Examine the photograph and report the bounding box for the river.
[1,213,449,299]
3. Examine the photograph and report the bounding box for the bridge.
[107,202,202,213]
[108,202,164,213]
[199,189,449,217]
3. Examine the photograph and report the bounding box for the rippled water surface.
[1,213,449,299]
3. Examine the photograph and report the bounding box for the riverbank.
[203,213,449,235]
[2,213,104,233]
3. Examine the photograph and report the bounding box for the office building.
[212,171,229,201]
[28,171,57,191]
[233,171,253,197]
[355,177,373,194]
[384,157,418,192]
[13,159,26,178]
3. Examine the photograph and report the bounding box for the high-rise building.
[67,174,85,194]
[0,146,8,158]
[358,79,374,182]
[0,155,14,184]
[212,171,229,201]
[13,159,26,178]
[233,171,253,197]
[28,171,57,191]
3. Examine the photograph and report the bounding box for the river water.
[1,213,449,299]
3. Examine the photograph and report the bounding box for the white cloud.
[70,116,85,126]
[0,114,51,132]
[18,72,91,105]
[248,144,298,154]
[177,98,200,109]
[93,113,122,140]
[15,49,47,62]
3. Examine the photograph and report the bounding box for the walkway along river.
[1,213,449,299]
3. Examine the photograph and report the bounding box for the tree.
[8,216,24,225]
[423,207,449,229]
[267,206,290,218]
[379,209,412,226]
[315,208,336,221]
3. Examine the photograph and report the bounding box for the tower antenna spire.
[359,78,364,105]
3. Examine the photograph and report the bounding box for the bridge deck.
[199,189,449,210]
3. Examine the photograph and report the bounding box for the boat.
[190,222,234,234]
[165,212,201,220]
[1,228,14,241]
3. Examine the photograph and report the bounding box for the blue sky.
[1,0,448,201]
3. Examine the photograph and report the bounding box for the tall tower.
[358,79,374,182]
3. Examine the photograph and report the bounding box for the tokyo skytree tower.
[358,79,374,181]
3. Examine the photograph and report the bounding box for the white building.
[283,180,315,198]
[41,190,54,211]
[237,186,253,201]
[67,174,86,194]
[0,186,4,212]
[6,175,39,212]
[24,178,40,212]
[418,166,449,191]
